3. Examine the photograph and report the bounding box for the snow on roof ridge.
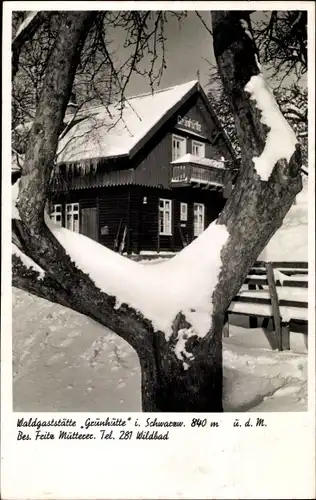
[66,80,199,118]
[125,79,198,101]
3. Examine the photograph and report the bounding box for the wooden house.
[26,80,239,254]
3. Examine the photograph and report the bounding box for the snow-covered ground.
[12,176,309,412]
[13,287,307,413]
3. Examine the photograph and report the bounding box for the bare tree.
[274,84,308,170]
[205,8,308,171]
[207,66,240,155]
[12,11,114,164]
[252,10,307,83]
[12,10,302,412]
[12,11,185,171]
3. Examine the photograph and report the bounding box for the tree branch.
[195,11,213,36]
[12,12,51,80]
[12,235,155,354]
[17,12,97,228]
[11,9,305,412]
[12,11,158,360]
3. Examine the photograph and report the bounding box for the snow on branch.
[174,327,196,370]
[12,243,45,280]
[44,211,229,341]
[240,18,253,41]
[13,12,38,40]
[245,74,297,181]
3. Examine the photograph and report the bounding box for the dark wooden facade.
[50,85,238,254]
[50,184,227,254]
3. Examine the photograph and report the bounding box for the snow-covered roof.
[171,153,226,170]
[57,80,199,164]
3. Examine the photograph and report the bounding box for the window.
[193,203,205,236]
[50,204,62,227]
[66,203,79,232]
[180,202,188,222]
[159,199,172,235]
[192,140,205,158]
[172,135,186,161]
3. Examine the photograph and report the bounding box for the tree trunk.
[139,313,224,412]
[12,10,303,413]
[209,11,302,315]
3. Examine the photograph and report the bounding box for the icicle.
[92,159,98,173]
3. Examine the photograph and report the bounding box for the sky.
[108,10,306,99]
[14,9,306,102]
[109,11,216,98]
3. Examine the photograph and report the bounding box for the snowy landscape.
[10,9,311,415]
[6,10,315,500]
[12,177,309,413]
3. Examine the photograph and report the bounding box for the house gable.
[128,88,236,189]
[128,83,235,162]
[172,92,235,161]
[51,85,237,192]
[57,80,199,166]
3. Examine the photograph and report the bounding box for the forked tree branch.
[12,10,303,412]
[12,11,159,359]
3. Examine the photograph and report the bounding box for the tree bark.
[12,11,302,413]
[17,12,97,227]
[139,313,224,412]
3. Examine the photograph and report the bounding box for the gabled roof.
[57,80,200,165]
[13,79,236,171]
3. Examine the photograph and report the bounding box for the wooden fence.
[226,261,308,351]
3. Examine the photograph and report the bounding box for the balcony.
[170,154,234,190]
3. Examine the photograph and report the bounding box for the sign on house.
[177,115,202,132]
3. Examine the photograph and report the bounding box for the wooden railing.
[171,164,229,186]
[226,261,308,351]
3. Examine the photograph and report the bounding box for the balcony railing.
[171,163,231,187]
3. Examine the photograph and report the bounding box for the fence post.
[281,323,290,350]
[265,262,283,350]
[248,282,258,328]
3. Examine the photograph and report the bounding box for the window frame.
[65,202,80,233]
[159,198,173,236]
[180,202,188,222]
[193,203,205,236]
[50,204,62,227]
[192,140,205,158]
[172,134,187,161]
